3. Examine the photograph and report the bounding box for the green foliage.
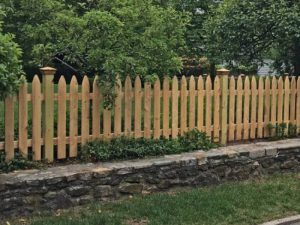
[267,123,298,140]
[81,129,216,162]
[204,0,300,75]
[0,13,23,99]
[0,151,41,173]
[1,0,189,102]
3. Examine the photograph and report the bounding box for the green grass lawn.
[12,173,300,225]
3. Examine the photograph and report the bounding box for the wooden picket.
[228,76,235,141]
[205,76,212,138]
[2,72,300,162]
[163,77,170,138]
[197,76,204,132]
[57,76,67,159]
[18,80,28,156]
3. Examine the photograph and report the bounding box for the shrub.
[81,129,217,162]
[0,151,41,173]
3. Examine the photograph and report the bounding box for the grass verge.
[11,173,300,225]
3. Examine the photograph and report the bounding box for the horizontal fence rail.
[1,68,300,161]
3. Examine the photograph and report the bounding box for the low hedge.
[81,129,217,162]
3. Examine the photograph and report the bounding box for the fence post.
[41,67,56,162]
[217,68,230,145]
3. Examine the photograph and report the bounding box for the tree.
[1,0,189,83]
[0,11,23,99]
[204,0,300,75]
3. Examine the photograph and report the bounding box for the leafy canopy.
[204,0,300,75]
[0,10,23,99]
[1,0,189,84]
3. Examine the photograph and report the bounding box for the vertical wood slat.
[220,73,229,145]
[103,108,111,139]
[189,76,195,130]
[228,76,235,141]
[32,76,42,161]
[290,77,296,126]
[271,77,277,136]
[264,77,271,137]
[236,76,243,141]
[81,76,90,145]
[5,96,14,160]
[205,76,212,138]
[283,77,290,134]
[163,77,170,138]
[69,76,78,157]
[144,82,151,138]
[153,79,161,139]
[250,77,257,139]
[18,80,28,157]
[124,76,132,136]
[197,76,204,132]
[297,77,300,134]
[257,77,264,138]
[180,76,187,135]
[277,77,284,125]
[92,76,101,140]
[213,76,220,142]
[172,76,179,138]
[57,77,67,159]
[243,77,250,140]
[134,76,142,138]
[114,78,122,137]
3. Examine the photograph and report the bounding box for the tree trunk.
[293,41,300,76]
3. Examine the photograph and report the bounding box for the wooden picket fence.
[1,67,300,162]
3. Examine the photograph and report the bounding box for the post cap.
[217,68,230,76]
[40,67,57,76]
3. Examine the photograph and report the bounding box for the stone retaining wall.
[1,138,300,218]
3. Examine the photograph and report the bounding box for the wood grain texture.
[69,76,78,157]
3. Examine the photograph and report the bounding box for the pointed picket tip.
[58,75,67,86]
[125,75,132,84]
[70,75,78,85]
[154,78,161,88]
[181,75,187,84]
[135,76,141,87]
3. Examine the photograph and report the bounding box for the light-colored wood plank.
[163,77,170,138]
[213,76,220,142]
[81,76,90,145]
[197,76,204,131]
[250,77,257,139]
[297,77,300,134]
[57,76,67,159]
[243,76,250,140]
[264,77,271,137]
[271,76,277,137]
[32,76,42,161]
[220,74,229,145]
[228,76,235,141]
[283,76,290,134]
[205,76,212,138]
[92,76,101,140]
[114,78,122,137]
[134,76,142,138]
[5,96,14,160]
[172,76,179,138]
[277,77,284,125]
[189,76,196,130]
[257,77,264,138]
[144,82,151,138]
[236,76,243,140]
[153,79,161,139]
[103,108,111,139]
[43,73,54,162]
[290,77,296,126]
[18,80,28,157]
[180,76,187,135]
[69,76,78,157]
[124,76,132,136]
